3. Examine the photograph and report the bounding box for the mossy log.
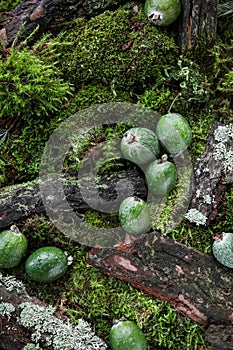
[0,167,147,231]
[0,122,229,230]
[0,0,128,47]
[0,275,107,349]
[0,0,218,48]
[88,231,233,350]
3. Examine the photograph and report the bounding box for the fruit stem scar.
[128,133,137,144]
[10,224,20,235]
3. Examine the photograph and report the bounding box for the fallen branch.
[88,231,233,349]
[0,0,128,47]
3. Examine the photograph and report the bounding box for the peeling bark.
[0,0,128,47]
[88,231,233,349]
[178,0,219,47]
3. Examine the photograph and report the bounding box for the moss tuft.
[54,3,178,92]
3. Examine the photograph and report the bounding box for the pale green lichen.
[184,209,207,226]
[22,343,42,350]
[213,124,233,176]
[0,302,15,319]
[214,124,233,142]
[0,273,26,294]
[18,302,107,350]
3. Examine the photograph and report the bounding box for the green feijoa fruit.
[121,127,160,165]
[156,113,192,154]
[119,196,151,235]
[146,158,177,196]
[145,0,181,26]
[212,232,233,269]
[109,320,147,350]
[0,225,28,268]
[25,246,68,282]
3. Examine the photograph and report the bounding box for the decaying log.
[0,0,128,47]
[188,121,232,225]
[88,231,233,350]
[0,274,107,349]
[0,167,147,231]
[178,0,219,48]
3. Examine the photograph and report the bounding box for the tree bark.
[188,121,232,225]
[88,231,233,349]
[178,0,219,48]
[0,167,147,231]
[0,0,128,47]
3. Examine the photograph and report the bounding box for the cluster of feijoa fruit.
[0,225,71,282]
[118,107,192,236]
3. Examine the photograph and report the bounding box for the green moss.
[212,184,233,233]
[0,46,72,122]
[0,41,73,186]
[53,3,178,92]
[66,83,133,111]
[84,209,119,228]
[82,0,128,16]
[0,0,21,11]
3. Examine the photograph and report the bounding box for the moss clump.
[0,0,21,11]
[65,83,133,111]
[54,3,178,92]
[0,46,72,122]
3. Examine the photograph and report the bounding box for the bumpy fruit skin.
[121,127,160,165]
[119,196,151,235]
[156,113,192,154]
[109,320,147,350]
[212,232,233,269]
[25,246,68,282]
[146,159,177,196]
[145,0,181,26]
[0,226,28,268]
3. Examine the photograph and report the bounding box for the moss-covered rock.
[55,3,178,92]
